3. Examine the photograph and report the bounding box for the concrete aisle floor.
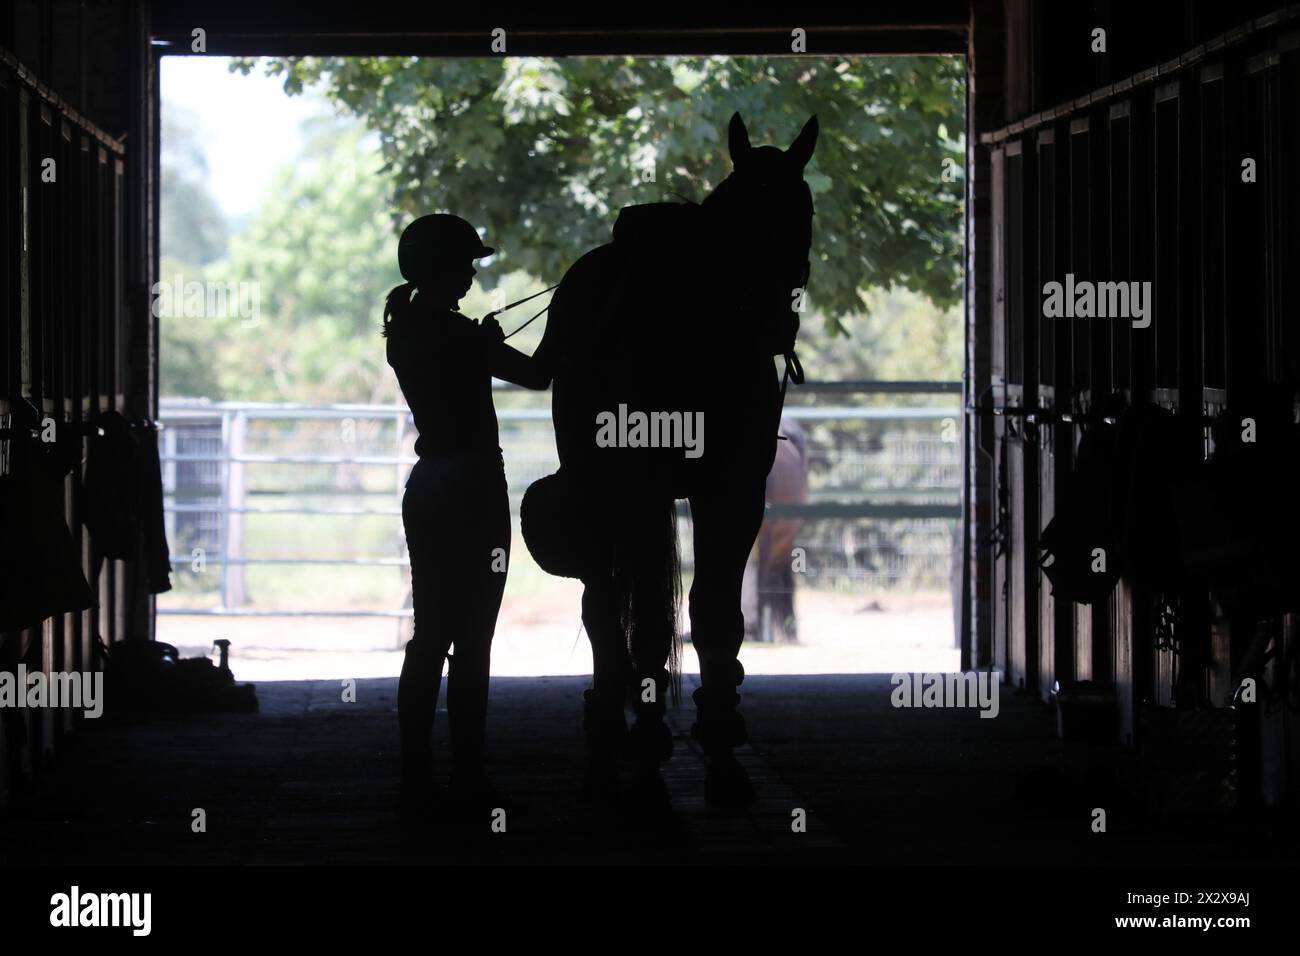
[1,674,1296,865]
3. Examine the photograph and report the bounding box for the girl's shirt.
[386,300,501,460]
[386,296,552,461]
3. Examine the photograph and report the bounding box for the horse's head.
[702,112,818,322]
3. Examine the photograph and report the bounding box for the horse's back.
[551,203,707,352]
[547,202,781,493]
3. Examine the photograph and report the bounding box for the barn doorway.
[154,50,966,683]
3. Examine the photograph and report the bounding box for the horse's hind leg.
[688,478,767,807]
[581,576,629,761]
[624,498,678,765]
[627,595,675,765]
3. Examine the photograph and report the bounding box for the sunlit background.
[156,55,965,681]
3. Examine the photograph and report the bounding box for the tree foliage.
[233,55,965,334]
[161,115,410,402]
[159,105,227,398]
[216,117,407,403]
[161,109,230,267]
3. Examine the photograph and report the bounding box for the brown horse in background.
[755,417,808,644]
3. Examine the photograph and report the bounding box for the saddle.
[611,201,702,255]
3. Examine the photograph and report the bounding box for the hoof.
[448,767,502,812]
[626,764,674,823]
[584,724,629,760]
[579,757,622,807]
[395,776,446,831]
[704,752,756,809]
[628,716,673,763]
[583,689,629,758]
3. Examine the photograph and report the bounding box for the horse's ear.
[786,115,819,169]
[728,112,752,166]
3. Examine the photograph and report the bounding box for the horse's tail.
[664,499,683,704]
[611,494,683,706]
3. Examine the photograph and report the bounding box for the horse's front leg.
[688,477,767,807]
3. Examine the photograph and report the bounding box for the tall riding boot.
[398,638,446,778]
[446,651,500,814]
[396,639,447,822]
[446,652,487,766]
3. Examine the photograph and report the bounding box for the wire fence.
[156,382,961,621]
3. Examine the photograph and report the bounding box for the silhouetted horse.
[521,112,817,806]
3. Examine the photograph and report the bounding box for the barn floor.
[1,673,1296,866]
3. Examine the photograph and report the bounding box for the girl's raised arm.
[480,317,552,390]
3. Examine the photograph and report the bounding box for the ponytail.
[381,282,416,338]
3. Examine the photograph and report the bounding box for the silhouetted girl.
[384,214,550,820]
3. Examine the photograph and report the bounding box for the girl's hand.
[479,314,506,344]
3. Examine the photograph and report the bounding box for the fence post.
[226,409,247,609]
[161,423,177,559]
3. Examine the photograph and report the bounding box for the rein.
[483,283,560,340]
[776,260,809,441]
[776,349,804,441]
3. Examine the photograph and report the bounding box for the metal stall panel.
[1125,82,1159,724]
[50,111,87,739]
[1235,53,1274,391]
[1005,137,1040,695]
[1067,115,1093,683]
[17,88,30,401]
[1173,70,1213,710]
[1035,126,1071,701]
[22,90,58,765]
[1,64,12,425]
[1108,97,1137,746]
[989,145,1010,677]
[61,119,91,690]
[1199,62,1233,709]
[1268,29,1300,806]
[0,64,13,803]
[1153,80,1183,399]
[1086,108,1115,694]
[100,155,126,672]
[1199,65,1227,398]
[1279,33,1300,382]
[101,146,127,657]
[1150,79,1183,706]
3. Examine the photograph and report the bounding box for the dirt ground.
[157,588,958,682]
